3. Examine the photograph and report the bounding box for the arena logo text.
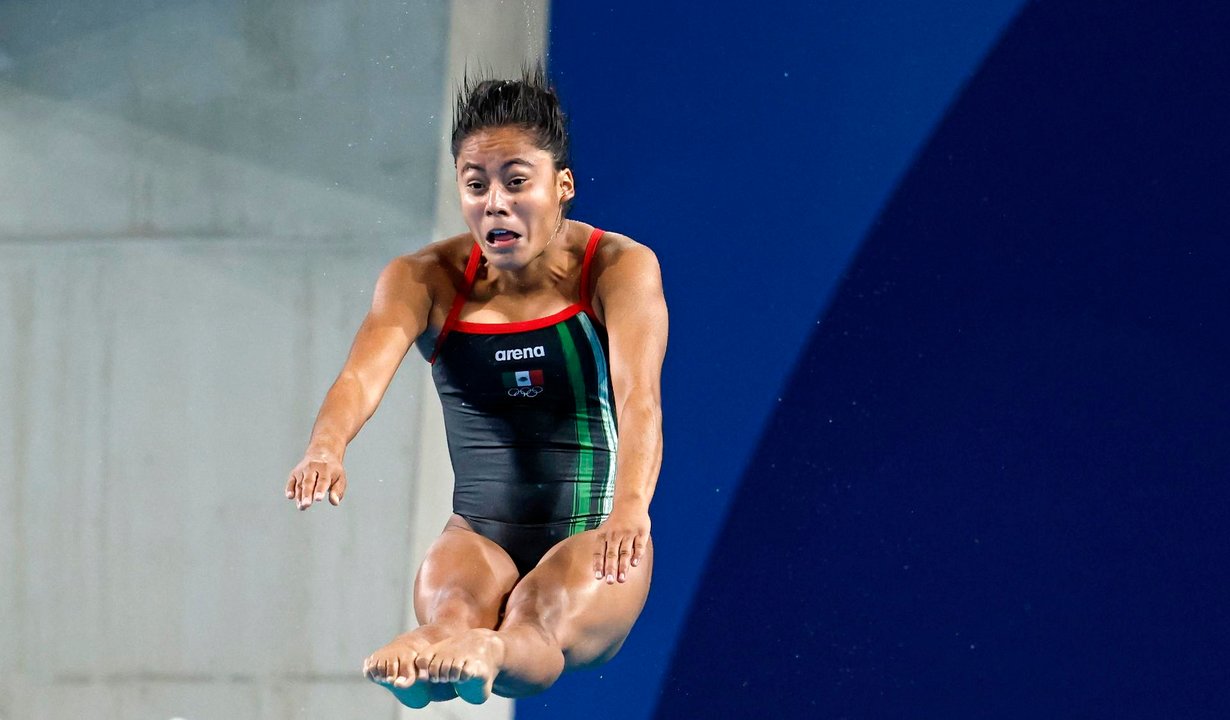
[495,345,546,362]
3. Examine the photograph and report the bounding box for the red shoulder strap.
[429,243,483,364]
[580,227,605,318]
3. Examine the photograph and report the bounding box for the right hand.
[285,451,347,510]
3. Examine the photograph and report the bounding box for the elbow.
[616,394,662,434]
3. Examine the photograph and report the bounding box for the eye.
[466,180,485,191]
[508,177,528,187]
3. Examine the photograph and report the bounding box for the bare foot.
[416,628,506,704]
[363,632,453,708]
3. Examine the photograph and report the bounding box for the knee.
[423,586,492,626]
[490,620,568,698]
[494,672,558,699]
[501,580,571,652]
[502,578,568,634]
[566,634,626,670]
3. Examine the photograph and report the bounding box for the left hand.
[594,506,651,584]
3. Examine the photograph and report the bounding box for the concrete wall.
[0,2,545,719]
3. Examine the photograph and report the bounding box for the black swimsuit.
[429,228,617,575]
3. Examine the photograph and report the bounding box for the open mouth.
[485,228,522,247]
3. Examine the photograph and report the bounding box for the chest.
[431,314,610,411]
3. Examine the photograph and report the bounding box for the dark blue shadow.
[658,1,1230,717]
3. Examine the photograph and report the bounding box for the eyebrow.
[460,158,536,173]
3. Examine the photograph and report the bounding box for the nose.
[484,185,510,216]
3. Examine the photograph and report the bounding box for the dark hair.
[450,63,570,171]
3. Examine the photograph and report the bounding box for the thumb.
[329,472,347,505]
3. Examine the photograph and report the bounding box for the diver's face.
[456,127,575,271]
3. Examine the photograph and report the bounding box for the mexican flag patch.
[502,369,545,388]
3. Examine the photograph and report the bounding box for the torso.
[418,222,620,576]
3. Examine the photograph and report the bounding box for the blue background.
[530,1,1230,717]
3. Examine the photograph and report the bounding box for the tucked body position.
[284,67,668,706]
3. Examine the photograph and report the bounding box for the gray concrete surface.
[0,1,547,718]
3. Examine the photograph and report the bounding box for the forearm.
[305,371,382,457]
[611,396,663,512]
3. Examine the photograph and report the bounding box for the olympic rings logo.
[507,386,544,398]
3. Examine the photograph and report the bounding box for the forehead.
[456,127,551,167]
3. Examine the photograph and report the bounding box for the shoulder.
[584,227,665,324]
[376,233,474,303]
[590,229,662,291]
[590,229,660,278]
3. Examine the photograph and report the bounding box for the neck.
[487,221,572,295]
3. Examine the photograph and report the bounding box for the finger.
[310,469,329,504]
[285,472,297,499]
[593,534,607,580]
[298,470,318,509]
[449,657,465,683]
[430,654,446,683]
[617,538,632,582]
[631,533,647,568]
[330,471,347,506]
[605,540,618,583]
[306,470,324,507]
[291,471,306,504]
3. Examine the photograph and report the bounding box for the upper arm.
[593,240,668,410]
[339,254,434,405]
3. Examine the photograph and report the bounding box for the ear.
[557,167,576,203]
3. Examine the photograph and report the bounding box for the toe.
[429,654,446,683]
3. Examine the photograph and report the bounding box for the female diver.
[284,67,668,707]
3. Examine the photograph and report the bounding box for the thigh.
[503,528,654,669]
[412,514,521,628]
